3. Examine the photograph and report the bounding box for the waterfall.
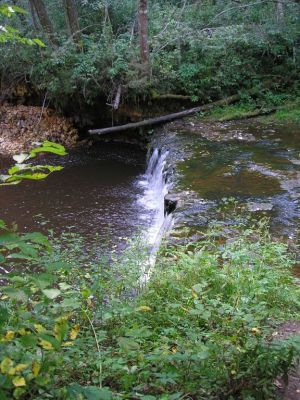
[138,147,174,279]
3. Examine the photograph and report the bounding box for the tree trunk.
[28,0,39,31]
[29,0,58,46]
[62,0,81,43]
[276,0,284,21]
[138,0,149,63]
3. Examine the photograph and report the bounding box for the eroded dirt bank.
[0,104,79,155]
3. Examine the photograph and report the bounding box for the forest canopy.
[0,0,299,109]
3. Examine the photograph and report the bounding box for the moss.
[202,103,257,122]
[201,97,300,124]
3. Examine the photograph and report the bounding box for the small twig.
[84,310,103,388]
[35,91,48,129]
[113,85,122,110]
[211,0,270,21]
[154,0,188,39]
[212,0,298,21]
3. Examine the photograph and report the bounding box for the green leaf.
[117,337,140,352]
[29,141,67,158]
[3,288,28,302]
[23,232,50,246]
[65,384,113,399]
[42,289,61,299]
[59,282,72,291]
[8,164,27,175]
[11,172,49,181]
[39,334,61,350]
[19,334,38,348]
[60,298,81,310]
[0,306,9,325]
[141,396,156,400]
[33,38,46,47]
[45,261,71,272]
[8,276,27,284]
[34,274,56,290]
[0,220,6,229]
[0,232,20,245]
[83,387,113,400]
[54,319,69,342]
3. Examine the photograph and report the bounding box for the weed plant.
[0,219,299,399]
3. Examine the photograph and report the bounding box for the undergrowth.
[0,220,299,399]
[203,92,300,124]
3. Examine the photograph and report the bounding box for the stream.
[156,119,300,245]
[0,143,152,250]
[0,120,300,253]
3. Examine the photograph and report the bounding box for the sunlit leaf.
[34,324,46,333]
[12,377,26,387]
[29,141,67,158]
[54,319,68,342]
[15,364,28,373]
[42,289,61,299]
[5,331,14,341]
[12,153,30,164]
[70,324,80,340]
[39,339,54,350]
[33,38,46,47]
[0,357,13,374]
[32,361,41,377]
[136,305,152,312]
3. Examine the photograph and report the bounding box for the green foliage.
[0,4,45,46]
[0,141,66,186]
[270,105,300,124]
[203,93,300,123]
[0,221,299,399]
[0,0,299,106]
[203,102,257,122]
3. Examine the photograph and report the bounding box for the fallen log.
[88,90,259,136]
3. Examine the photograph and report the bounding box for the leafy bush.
[0,1,299,107]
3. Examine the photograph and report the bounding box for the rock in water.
[247,202,274,212]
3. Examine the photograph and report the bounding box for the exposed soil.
[276,321,300,400]
[0,104,79,155]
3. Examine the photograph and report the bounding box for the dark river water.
[0,143,148,246]
[1,121,300,251]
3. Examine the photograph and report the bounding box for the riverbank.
[0,219,299,399]
[0,104,79,155]
[200,96,300,125]
[1,99,300,399]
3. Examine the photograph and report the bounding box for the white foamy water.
[137,148,174,280]
[138,148,170,245]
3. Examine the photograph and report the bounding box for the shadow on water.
[0,143,148,249]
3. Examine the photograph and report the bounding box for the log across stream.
[88,86,275,137]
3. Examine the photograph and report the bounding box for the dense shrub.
[0,220,299,399]
[0,0,299,108]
